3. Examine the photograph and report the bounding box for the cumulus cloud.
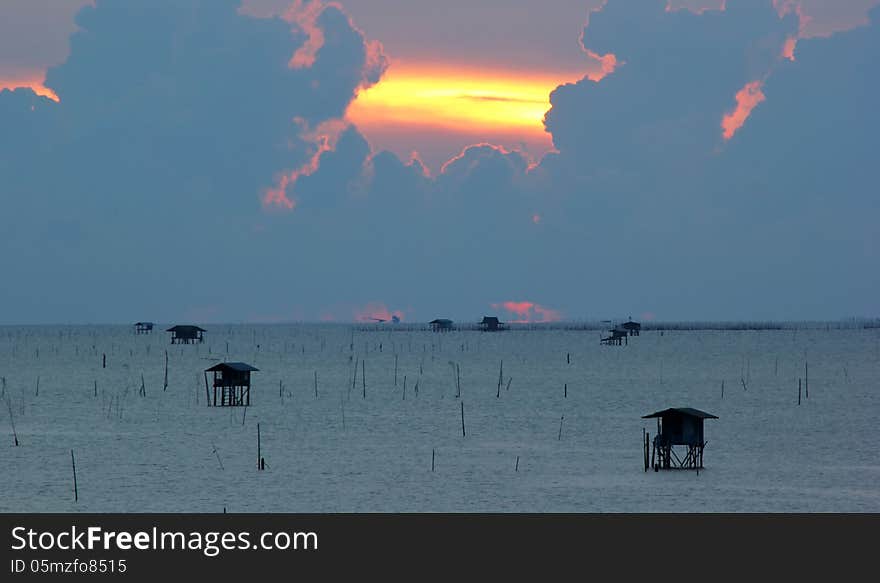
[0,0,386,322]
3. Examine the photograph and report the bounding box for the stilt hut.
[167,325,205,344]
[430,318,454,332]
[642,407,718,471]
[205,362,259,407]
[134,322,154,334]
[479,316,507,331]
[600,328,628,345]
[622,319,641,336]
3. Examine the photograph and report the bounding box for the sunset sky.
[1,0,878,323]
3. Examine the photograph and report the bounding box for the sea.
[1,323,877,512]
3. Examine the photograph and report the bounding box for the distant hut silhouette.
[134,322,154,334]
[167,325,205,344]
[204,362,258,406]
[479,316,506,331]
[430,318,454,332]
[622,318,641,336]
[600,327,628,345]
[642,407,718,471]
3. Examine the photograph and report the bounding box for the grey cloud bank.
[0,0,877,324]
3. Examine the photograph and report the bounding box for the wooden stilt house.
[167,325,206,344]
[430,318,454,332]
[204,362,259,407]
[642,407,718,471]
[134,322,154,334]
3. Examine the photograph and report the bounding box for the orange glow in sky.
[0,76,59,102]
[721,80,766,140]
[346,63,582,141]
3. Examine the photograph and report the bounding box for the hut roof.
[481,316,500,324]
[135,321,154,326]
[622,321,641,328]
[205,362,259,373]
[166,325,207,332]
[642,407,718,420]
[430,319,453,324]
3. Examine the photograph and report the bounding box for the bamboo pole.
[460,402,466,437]
[71,450,78,502]
[805,361,809,399]
[6,397,19,446]
[212,442,224,470]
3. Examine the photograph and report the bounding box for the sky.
[0,0,878,324]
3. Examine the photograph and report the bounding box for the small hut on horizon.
[642,407,718,471]
[134,322,154,334]
[430,318,454,332]
[204,362,258,407]
[622,319,641,336]
[167,325,206,344]
[479,316,507,332]
[601,327,628,346]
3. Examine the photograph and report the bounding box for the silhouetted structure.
[134,322,154,334]
[167,325,205,344]
[479,316,507,331]
[205,362,258,407]
[430,318,454,332]
[642,407,718,471]
[622,319,641,336]
[600,328,628,345]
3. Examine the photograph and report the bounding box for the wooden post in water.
[805,361,809,399]
[496,360,503,399]
[7,397,19,446]
[362,360,366,399]
[460,402,466,437]
[394,354,398,386]
[314,371,318,399]
[71,450,78,502]
[558,416,564,441]
[163,350,168,391]
[102,353,106,369]
[257,423,262,470]
[798,379,802,405]
[515,455,520,472]
[432,448,435,472]
[564,383,567,398]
